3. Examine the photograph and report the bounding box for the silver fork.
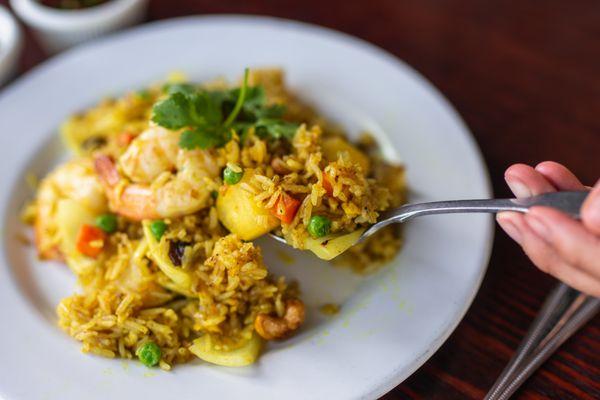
[268,190,598,397]
[269,190,589,244]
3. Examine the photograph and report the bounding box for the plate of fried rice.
[0,15,493,400]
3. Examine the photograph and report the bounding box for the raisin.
[168,240,190,266]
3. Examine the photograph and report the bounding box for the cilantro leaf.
[190,91,223,127]
[151,68,300,150]
[151,92,195,129]
[226,87,286,121]
[255,118,299,140]
[179,127,228,150]
[151,90,222,130]
[163,83,197,96]
[257,104,286,119]
[238,86,267,115]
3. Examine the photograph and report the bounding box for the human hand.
[496,161,600,297]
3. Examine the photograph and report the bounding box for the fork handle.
[384,191,587,223]
[485,284,600,400]
[362,191,589,241]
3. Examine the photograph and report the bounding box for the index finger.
[534,161,585,191]
[505,164,556,198]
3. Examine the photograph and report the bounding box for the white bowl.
[9,0,148,54]
[0,6,23,86]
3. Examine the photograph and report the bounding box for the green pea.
[136,342,161,367]
[211,190,218,199]
[307,215,331,238]
[150,220,167,241]
[95,214,118,233]
[223,166,243,185]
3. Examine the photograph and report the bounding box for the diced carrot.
[322,174,334,196]
[117,132,135,147]
[76,224,106,258]
[270,192,301,224]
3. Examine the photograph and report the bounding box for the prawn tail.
[94,154,160,221]
[94,155,120,187]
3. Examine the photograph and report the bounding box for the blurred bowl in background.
[0,5,23,86]
[9,0,148,54]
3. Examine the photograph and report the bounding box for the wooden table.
[4,0,599,398]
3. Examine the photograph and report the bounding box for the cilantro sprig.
[151,69,299,150]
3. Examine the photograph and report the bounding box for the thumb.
[581,179,600,236]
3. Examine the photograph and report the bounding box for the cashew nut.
[254,299,305,340]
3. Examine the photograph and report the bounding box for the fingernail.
[497,215,523,243]
[506,178,532,198]
[526,214,550,240]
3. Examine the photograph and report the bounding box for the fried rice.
[25,68,407,369]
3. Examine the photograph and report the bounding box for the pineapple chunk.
[142,221,194,294]
[55,199,101,276]
[321,137,370,173]
[217,169,280,240]
[304,228,365,260]
[190,333,263,367]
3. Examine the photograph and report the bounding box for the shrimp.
[35,158,108,259]
[95,126,221,220]
[254,299,305,340]
[118,125,180,183]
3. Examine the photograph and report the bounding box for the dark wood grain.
[2,0,599,398]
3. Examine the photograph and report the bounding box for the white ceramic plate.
[0,16,493,400]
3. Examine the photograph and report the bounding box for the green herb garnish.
[151,69,299,150]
